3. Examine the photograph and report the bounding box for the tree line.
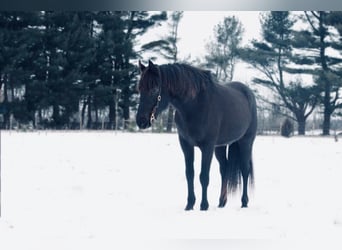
[1,11,342,135]
[0,11,167,130]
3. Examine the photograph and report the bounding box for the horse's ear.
[148,60,159,75]
[148,60,154,67]
[138,60,146,73]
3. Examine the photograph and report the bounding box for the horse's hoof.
[185,204,194,211]
[218,199,227,208]
[200,202,209,211]
[241,197,248,208]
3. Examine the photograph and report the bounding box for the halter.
[149,67,162,124]
[150,93,161,124]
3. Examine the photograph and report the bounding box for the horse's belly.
[175,111,249,147]
[215,136,239,146]
[215,122,249,146]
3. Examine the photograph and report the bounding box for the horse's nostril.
[137,116,149,129]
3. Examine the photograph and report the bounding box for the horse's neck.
[169,91,209,119]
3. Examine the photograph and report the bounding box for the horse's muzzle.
[136,116,151,129]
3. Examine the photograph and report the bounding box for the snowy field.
[1,131,342,250]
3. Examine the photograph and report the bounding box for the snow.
[1,131,342,249]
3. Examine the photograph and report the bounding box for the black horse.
[136,60,257,210]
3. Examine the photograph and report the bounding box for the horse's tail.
[226,141,254,193]
[226,81,256,193]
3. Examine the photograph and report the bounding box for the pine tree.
[240,11,319,135]
[287,11,342,135]
[93,11,130,129]
[40,12,89,129]
[0,12,40,129]
[63,12,97,129]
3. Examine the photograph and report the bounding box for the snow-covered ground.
[1,131,342,249]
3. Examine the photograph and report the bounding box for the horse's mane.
[139,63,216,100]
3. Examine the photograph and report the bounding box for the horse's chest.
[175,112,212,146]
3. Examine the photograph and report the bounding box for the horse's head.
[136,60,169,129]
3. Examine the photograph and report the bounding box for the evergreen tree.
[0,12,37,128]
[39,12,88,129]
[95,11,131,129]
[240,11,318,135]
[64,12,98,129]
[20,12,49,128]
[326,11,342,118]
[287,11,342,135]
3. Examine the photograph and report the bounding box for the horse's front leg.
[179,136,195,210]
[199,144,214,211]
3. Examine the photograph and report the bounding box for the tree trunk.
[52,104,60,129]
[294,111,307,135]
[38,109,42,129]
[322,106,331,135]
[297,119,306,135]
[94,103,99,129]
[318,12,331,136]
[32,111,37,129]
[81,98,86,129]
[2,76,10,129]
[108,98,115,130]
[86,95,92,129]
[122,87,130,130]
[322,74,331,135]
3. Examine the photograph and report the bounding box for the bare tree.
[205,16,244,82]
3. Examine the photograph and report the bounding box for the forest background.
[1,11,342,136]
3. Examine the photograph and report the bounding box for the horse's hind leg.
[215,145,228,208]
[241,159,251,208]
[238,139,254,208]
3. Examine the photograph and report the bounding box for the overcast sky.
[177,11,262,60]
[138,11,262,83]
